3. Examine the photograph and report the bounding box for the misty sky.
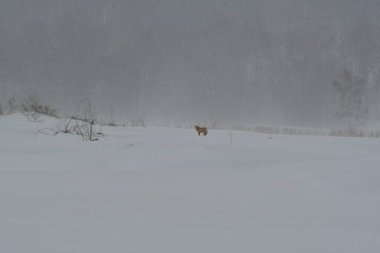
[1,0,380,127]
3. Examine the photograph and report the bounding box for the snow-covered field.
[1,114,380,253]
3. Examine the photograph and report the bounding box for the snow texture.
[1,114,380,252]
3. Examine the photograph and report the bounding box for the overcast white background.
[1,0,379,127]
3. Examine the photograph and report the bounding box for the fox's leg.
[198,132,200,136]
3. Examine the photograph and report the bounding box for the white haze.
[1,0,380,128]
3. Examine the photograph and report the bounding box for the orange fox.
[195,125,208,136]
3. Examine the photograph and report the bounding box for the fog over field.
[1,0,380,127]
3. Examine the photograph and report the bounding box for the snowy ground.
[1,114,380,253]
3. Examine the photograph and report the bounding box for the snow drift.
[1,114,380,252]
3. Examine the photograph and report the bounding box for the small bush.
[107,121,117,127]
[131,114,147,127]
[23,96,58,116]
[37,99,103,141]
[21,96,58,121]
[5,97,17,114]
[71,99,101,141]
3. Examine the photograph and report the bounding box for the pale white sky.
[1,0,379,127]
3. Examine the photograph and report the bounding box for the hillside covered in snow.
[1,114,380,252]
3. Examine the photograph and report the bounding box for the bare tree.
[332,69,369,127]
[6,98,17,114]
